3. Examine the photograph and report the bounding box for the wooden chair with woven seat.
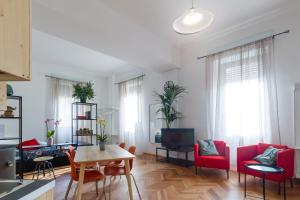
[65,151,106,199]
[104,146,141,200]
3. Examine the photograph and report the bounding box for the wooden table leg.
[124,159,134,200]
[76,163,86,200]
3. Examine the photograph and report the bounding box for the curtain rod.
[114,74,145,84]
[45,75,86,83]
[197,30,290,60]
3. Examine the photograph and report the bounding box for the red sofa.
[237,143,295,186]
[194,140,230,178]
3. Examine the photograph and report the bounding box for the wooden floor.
[25,154,300,200]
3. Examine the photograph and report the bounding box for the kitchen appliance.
[0,145,16,179]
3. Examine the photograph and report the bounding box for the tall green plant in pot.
[72,82,95,103]
[154,81,186,128]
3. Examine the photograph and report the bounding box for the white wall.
[108,68,179,155]
[178,3,300,148]
[4,61,108,142]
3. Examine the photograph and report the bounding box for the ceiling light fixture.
[173,0,214,35]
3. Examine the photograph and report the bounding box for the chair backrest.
[112,143,127,166]
[257,143,288,154]
[128,146,136,170]
[68,145,76,159]
[119,142,126,149]
[66,151,78,180]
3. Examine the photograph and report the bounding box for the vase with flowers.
[45,119,61,145]
[97,117,108,150]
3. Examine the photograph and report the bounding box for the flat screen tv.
[161,128,194,149]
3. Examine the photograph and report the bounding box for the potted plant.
[97,117,108,150]
[154,81,186,128]
[97,134,108,151]
[72,81,95,103]
[45,119,61,145]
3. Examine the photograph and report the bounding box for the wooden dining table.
[74,144,135,200]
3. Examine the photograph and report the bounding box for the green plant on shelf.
[72,81,95,103]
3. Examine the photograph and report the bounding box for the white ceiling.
[100,0,288,44]
[32,0,291,72]
[32,30,135,76]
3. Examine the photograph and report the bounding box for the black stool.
[32,156,56,179]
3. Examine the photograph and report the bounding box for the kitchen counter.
[0,179,55,200]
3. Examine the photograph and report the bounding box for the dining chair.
[109,142,126,166]
[104,146,141,200]
[98,143,126,167]
[68,145,98,170]
[65,151,106,199]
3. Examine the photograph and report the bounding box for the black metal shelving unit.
[0,95,23,179]
[71,102,98,146]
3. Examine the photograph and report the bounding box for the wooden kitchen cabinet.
[0,0,31,81]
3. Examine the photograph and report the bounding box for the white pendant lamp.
[173,0,214,35]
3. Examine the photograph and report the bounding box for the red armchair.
[237,143,295,187]
[194,140,230,179]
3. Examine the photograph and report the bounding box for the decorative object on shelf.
[76,128,93,136]
[173,0,214,35]
[154,81,186,128]
[3,106,16,117]
[76,115,87,120]
[97,117,108,150]
[6,84,14,96]
[45,118,61,145]
[85,111,91,119]
[72,81,95,103]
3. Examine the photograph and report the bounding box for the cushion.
[257,143,287,154]
[18,138,40,151]
[213,140,226,156]
[254,146,281,166]
[198,139,219,156]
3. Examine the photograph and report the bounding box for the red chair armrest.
[225,145,230,162]
[194,144,200,159]
[237,145,257,165]
[277,148,295,178]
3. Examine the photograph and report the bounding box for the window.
[119,77,143,146]
[47,78,77,143]
[206,38,280,158]
[223,51,265,139]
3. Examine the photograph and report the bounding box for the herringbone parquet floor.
[25,154,300,200]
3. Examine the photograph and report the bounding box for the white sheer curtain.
[47,77,77,143]
[119,77,143,152]
[206,37,280,161]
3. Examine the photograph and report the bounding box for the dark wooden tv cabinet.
[155,146,194,167]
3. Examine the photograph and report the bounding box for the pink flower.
[54,120,61,126]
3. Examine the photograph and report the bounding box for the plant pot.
[47,137,54,146]
[99,142,106,151]
[80,97,87,103]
